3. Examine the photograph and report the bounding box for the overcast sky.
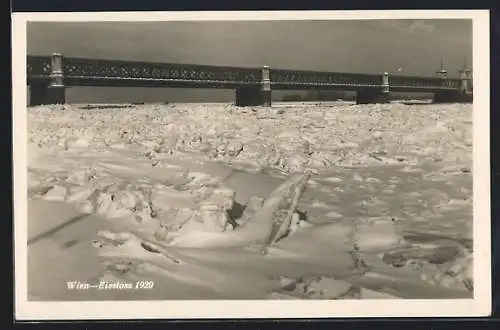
[27,19,472,103]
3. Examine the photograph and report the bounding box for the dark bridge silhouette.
[27,53,473,107]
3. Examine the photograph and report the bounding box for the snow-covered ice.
[26,102,473,300]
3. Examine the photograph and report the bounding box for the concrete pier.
[356,88,390,104]
[235,86,262,106]
[29,83,49,106]
[355,72,390,105]
[30,84,66,106]
[29,53,66,106]
[235,65,272,107]
[433,90,472,103]
[431,62,472,104]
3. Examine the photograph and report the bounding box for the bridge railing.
[28,55,263,85]
[27,54,470,95]
[389,75,462,91]
[63,57,263,83]
[26,55,51,80]
[270,69,382,88]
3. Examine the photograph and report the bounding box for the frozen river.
[25,101,473,300]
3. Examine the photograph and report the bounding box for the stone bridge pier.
[29,53,66,106]
[433,67,473,103]
[235,65,271,107]
[355,72,390,104]
[433,90,471,103]
[235,86,263,106]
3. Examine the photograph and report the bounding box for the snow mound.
[64,137,90,150]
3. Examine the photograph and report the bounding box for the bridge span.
[27,53,473,107]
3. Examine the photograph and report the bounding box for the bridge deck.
[27,55,467,94]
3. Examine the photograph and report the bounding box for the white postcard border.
[12,10,491,320]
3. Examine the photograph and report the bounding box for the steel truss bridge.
[27,54,473,106]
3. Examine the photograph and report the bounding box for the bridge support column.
[235,65,272,107]
[433,90,472,104]
[356,88,389,105]
[29,83,66,106]
[47,85,66,104]
[235,86,262,106]
[29,53,66,106]
[356,72,390,105]
[29,82,49,106]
